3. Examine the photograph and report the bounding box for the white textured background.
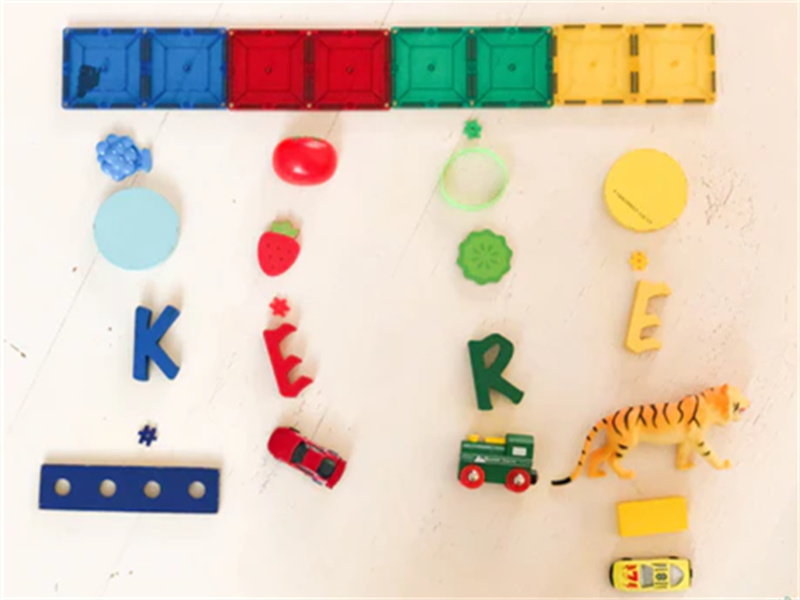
[2,2,798,598]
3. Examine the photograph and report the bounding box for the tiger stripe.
[612,411,622,436]
[689,395,701,426]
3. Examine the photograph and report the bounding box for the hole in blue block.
[188,481,206,499]
[144,480,161,499]
[55,478,71,496]
[100,479,117,497]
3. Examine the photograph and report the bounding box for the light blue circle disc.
[94,188,179,270]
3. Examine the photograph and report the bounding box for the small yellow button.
[604,149,688,232]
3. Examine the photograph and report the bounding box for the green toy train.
[458,433,539,493]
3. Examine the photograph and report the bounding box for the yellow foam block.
[617,497,688,537]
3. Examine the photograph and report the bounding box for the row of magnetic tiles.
[63,23,716,110]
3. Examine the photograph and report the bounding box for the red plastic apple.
[272,137,338,186]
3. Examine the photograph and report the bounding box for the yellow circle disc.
[604,149,687,232]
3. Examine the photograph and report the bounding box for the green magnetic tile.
[391,27,471,108]
[474,27,553,107]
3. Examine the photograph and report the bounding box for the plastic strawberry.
[258,220,301,277]
[457,229,512,285]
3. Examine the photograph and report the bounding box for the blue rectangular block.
[62,28,146,108]
[148,28,228,109]
[39,464,219,513]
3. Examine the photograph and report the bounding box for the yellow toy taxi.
[610,557,692,592]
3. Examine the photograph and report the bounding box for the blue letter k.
[133,305,180,381]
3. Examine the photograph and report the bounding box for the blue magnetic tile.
[62,28,145,108]
[148,28,228,109]
[39,464,220,513]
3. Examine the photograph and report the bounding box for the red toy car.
[267,427,346,489]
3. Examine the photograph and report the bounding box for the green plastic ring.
[439,147,509,212]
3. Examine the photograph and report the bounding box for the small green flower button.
[463,119,482,140]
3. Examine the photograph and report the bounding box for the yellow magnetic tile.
[635,24,716,104]
[617,497,688,537]
[553,24,636,105]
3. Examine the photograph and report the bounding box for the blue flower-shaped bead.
[96,134,152,182]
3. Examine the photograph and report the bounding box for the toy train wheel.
[459,465,485,489]
[505,468,531,493]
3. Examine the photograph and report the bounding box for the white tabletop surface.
[2,1,798,598]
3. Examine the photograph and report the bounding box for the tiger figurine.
[551,384,749,485]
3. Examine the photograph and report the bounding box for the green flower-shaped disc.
[457,229,513,285]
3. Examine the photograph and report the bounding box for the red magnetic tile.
[228,30,309,109]
[310,30,391,110]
